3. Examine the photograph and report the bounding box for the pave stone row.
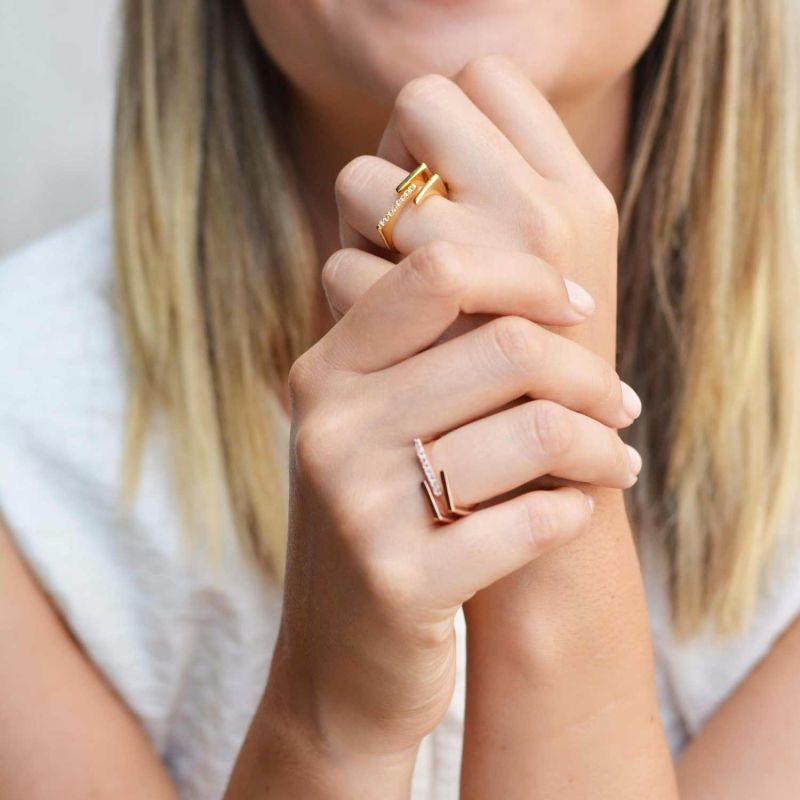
[413,437,443,496]
[377,183,418,230]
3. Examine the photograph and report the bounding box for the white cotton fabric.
[1,211,799,798]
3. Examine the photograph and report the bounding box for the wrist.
[464,487,645,664]
[226,641,419,800]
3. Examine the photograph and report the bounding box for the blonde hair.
[619,0,800,635]
[114,2,316,570]
[114,0,800,635]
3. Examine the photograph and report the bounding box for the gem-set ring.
[376,162,449,252]
[413,438,472,524]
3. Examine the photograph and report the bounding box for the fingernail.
[621,381,642,420]
[582,491,596,513]
[564,279,595,317]
[626,445,643,477]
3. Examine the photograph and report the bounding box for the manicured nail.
[620,381,642,420]
[564,279,595,317]
[626,445,643,477]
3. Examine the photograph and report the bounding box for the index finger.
[377,55,591,185]
[453,54,593,183]
[375,71,539,206]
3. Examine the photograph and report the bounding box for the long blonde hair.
[114,0,800,636]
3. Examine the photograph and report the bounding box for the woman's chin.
[342,16,563,99]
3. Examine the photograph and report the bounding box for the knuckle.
[489,315,543,374]
[584,428,628,486]
[363,559,444,648]
[335,154,377,201]
[539,261,572,306]
[457,53,515,87]
[563,488,593,533]
[362,558,417,615]
[587,177,619,230]
[520,493,558,555]
[286,353,317,403]
[532,205,571,264]
[527,400,573,459]
[613,433,634,479]
[320,248,349,295]
[327,482,382,541]
[597,363,622,411]
[408,240,464,299]
[292,411,342,474]
[508,169,542,213]
[395,73,454,120]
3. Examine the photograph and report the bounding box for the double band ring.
[376,162,449,252]
[413,437,473,524]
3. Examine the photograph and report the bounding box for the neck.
[553,73,633,206]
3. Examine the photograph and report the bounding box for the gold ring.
[376,162,449,252]
[413,437,472,524]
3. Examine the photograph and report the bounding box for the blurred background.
[0,0,116,256]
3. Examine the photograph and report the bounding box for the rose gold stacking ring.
[413,437,472,524]
[376,162,449,252]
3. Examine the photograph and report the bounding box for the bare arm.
[0,517,417,799]
[321,52,681,798]
[2,203,626,797]
[441,55,799,796]
[223,650,418,799]
[451,68,678,791]
[0,519,178,798]
[460,507,800,800]
[674,611,800,798]
[459,490,678,799]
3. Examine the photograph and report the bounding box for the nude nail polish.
[564,279,595,317]
[626,444,643,476]
[621,381,642,420]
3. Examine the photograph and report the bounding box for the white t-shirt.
[1,211,799,798]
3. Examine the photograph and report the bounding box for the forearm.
[224,648,418,799]
[460,488,677,799]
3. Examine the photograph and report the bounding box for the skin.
[247,0,667,324]
[232,50,665,797]
[3,1,800,798]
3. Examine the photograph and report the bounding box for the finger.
[335,154,481,255]
[423,486,593,605]
[454,54,592,182]
[321,248,394,321]
[375,72,537,204]
[338,215,388,256]
[317,241,594,373]
[336,156,398,254]
[373,314,640,432]
[425,399,641,511]
[318,242,597,371]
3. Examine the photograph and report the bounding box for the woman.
[1,0,799,797]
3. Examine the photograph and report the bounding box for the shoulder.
[642,511,800,753]
[0,209,114,320]
[0,210,134,625]
[0,210,122,437]
[0,213,285,764]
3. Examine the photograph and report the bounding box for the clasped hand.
[270,53,642,786]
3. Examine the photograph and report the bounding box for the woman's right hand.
[251,240,641,795]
